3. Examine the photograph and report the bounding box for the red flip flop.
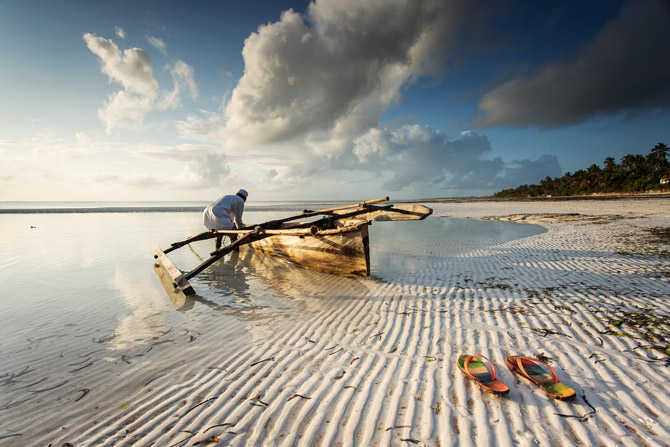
[457,354,510,395]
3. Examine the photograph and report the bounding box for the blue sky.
[1,0,668,201]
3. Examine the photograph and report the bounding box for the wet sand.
[1,198,669,446]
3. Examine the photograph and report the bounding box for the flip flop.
[457,354,510,395]
[505,355,575,400]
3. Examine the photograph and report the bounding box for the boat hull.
[249,221,370,276]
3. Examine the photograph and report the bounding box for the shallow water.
[0,208,548,446]
[0,210,543,357]
[369,216,546,280]
[5,205,670,447]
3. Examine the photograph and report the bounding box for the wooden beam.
[153,245,196,295]
[334,204,433,221]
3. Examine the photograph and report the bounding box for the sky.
[1,0,669,202]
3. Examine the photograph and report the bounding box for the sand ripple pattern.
[3,207,670,447]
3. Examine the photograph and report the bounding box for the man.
[203,189,248,250]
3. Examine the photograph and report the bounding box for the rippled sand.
[2,198,669,446]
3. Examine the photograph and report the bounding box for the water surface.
[0,207,544,363]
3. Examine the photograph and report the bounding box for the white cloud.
[172,61,198,100]
[115,26,125,39]
[0,129,235,200]
[352,128,393,163]
[160,60,199,109]
[146,35,167,55]
[174,151,230,188]
[84,33,158,98]
[75,132,90,145]
[171,0,560,193]
[77,1,566,198]
[129,143,231,189]
[175,0,547,197]
[177,110,226,142]
[180,0,456,155]
[97,91,155,131]
[84,33,198,132]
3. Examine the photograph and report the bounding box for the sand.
[2,198,670,447]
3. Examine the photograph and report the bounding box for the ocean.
[0,201,545,353]
[0,201,545,446]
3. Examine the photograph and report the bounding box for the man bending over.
[203,189,248,250]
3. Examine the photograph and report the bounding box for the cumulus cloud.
[180,0,488,154]
[115,26,125,39]
[84,33,197,132]
[351,125,562,193]
[173,0,563,195]
[256,124,560,196]
[97,91,155,131]
[147,35,167,54]
[84,33,158,98]
[471,0,670,129]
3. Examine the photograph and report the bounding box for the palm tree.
[651,142,669,162]
[621,154,636,171]
[631,154,647,176]
[649,142,669,175]
[493,143,670,197]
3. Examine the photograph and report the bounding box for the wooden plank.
[153,261,196,310]
[164,231,218,254]
[153,245,196,295]
[333,204,432,221]
[213,224,366,237]
[295,196,389,214]
[266,196,389,225]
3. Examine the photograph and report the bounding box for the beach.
[1,198,669,447]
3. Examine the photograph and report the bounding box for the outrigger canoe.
[153,197,432,296]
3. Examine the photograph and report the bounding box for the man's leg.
[229,233,238,250]
[214,218,235,250]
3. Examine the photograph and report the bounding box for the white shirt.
[203,194,245,230]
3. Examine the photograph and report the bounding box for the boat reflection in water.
[155,215,546,321]
[159,243,376,319]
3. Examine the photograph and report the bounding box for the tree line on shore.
[494,143,670,198]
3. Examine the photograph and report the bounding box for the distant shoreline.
[421,191,670,203]
[2,192,668,214]
[0,203,342,214]
[0,206,205,214]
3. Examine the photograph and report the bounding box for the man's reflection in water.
[168,251,252,312]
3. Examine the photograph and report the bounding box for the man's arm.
[232,200,245,228]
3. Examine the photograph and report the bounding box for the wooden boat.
[153,197,432,296]
[247,218,371,276]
